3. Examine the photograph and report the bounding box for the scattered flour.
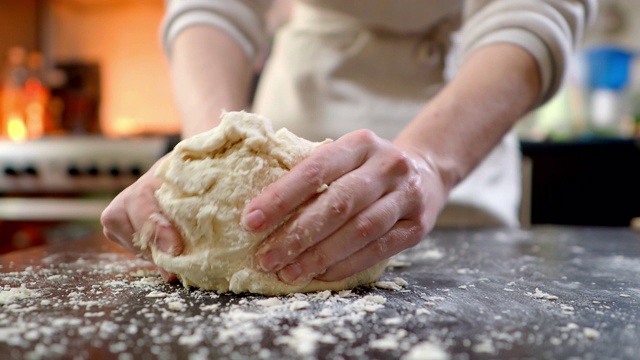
[402,341,450,360]
[0,285,37,305]
[583,328,600,340]
[529,288,559,301]
[0,236,630,359]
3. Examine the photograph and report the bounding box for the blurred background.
[0,0,638,253]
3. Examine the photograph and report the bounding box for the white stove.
[0,136,167,193]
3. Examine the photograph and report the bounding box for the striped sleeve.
[161,0,273,64]
[459,0,598,104]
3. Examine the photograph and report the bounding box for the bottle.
[0,47,29,141]
[24,51,51,139]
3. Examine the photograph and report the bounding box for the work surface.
[1,227,638,360]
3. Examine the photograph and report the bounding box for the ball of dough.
[140,111,387,295]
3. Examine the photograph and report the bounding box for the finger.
[103,226,146,258]
[101,190,139,251]
[275,190,404,284]
[124,174,165,232]
[101,168,183,258]
[123,172,184,254]
[241,130,379,232]
[158,267,177,283]
[316,220,424,282]
[137,213,184,257]
[254,143,416,273]
[253,171,383,273]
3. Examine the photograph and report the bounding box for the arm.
[161,0,273,136]
[245,0,596,285]
[394,43,540,194]
[101,0,271,275]
[244,43,540,284]
[169,25,253,137]
[407,0,597,194]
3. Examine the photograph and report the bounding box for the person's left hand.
[241,129,449,285]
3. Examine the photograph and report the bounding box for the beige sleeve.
[459,0,598,104]
[161,0,273,64]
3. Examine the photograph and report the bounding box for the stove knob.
[109,166,120,177]
[3,166,18,176]
[67,165,81,177]
[24,166,38,176]
[87,165,99,176]
[130,165,142,177]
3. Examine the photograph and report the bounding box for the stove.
[0,136,170,251]
[0,136,167,193]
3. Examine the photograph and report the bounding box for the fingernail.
[278,263,303,284]
[256,249,283,272]
[243,209,266,231]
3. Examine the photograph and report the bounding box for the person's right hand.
[100,155,183,281]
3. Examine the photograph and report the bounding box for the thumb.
[138,213,184,257]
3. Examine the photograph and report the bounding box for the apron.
[253,1,521,227]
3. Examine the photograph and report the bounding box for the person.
[101,1,596,285]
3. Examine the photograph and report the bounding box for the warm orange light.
[25,103,44,139]
[7,114,28,142]
[111,116,142,137]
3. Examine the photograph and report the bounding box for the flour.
[0,285,37,305]
[2,228,633,359]
[402,341,450,360]
[529,288,559,301]
[583,328,600,340]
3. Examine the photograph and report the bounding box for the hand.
[100,155,183,281]
[242,129,448,285]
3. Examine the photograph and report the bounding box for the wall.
[48,0,180,137]
[584,0,640,49]
[0,0,38,59]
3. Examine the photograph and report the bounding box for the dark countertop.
[1,227,639,360]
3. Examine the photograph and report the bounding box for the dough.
[139,111,387,295]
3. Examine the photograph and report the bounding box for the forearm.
[394,43,540,192]
[170,25,253,138]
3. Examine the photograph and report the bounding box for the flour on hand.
[136,111,387,295]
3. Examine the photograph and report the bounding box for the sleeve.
[459,0,598,104]
[161,0,274,65]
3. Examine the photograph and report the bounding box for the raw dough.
[138,111,387,295]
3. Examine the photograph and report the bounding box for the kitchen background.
[0,0,638,253]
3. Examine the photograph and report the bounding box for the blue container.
[585,45,635,90]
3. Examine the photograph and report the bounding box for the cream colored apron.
[253,1,521,227]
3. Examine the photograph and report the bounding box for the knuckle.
[328,189,354,218]
[350,129,378,145]
[306,248,331,272]
[282,226,308,255]
[300,160,325,188]
[407,221,428,245]
[285,234,303,254]
[354,215,377,239]
[406,176,423,200]
[387,151,413,176]
[100,205,120,229]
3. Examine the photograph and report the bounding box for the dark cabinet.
[520,139,640,227]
